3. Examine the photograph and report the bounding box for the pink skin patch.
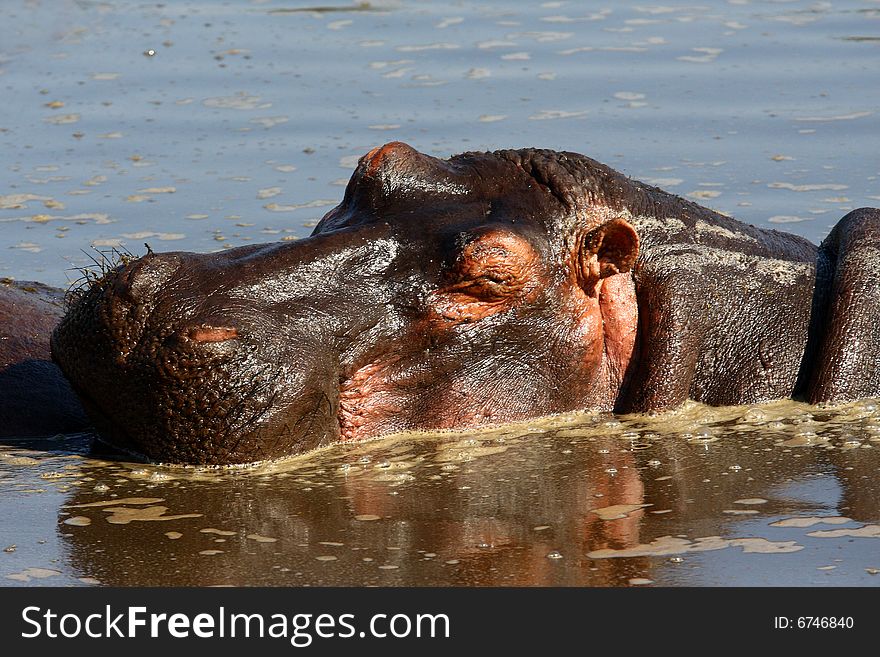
[189,326,238,343]
[598,273,639,389]
[338,357,404,441]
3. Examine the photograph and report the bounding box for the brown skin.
[1,142,876,464]
[0,279,89,437]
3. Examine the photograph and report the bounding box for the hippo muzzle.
[55,196,453,461]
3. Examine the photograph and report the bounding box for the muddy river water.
[2,400,880,586]
[1,0,879,586]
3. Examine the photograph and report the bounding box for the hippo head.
[52,143,640,464]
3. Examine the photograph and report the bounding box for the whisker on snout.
[64,246,140,309]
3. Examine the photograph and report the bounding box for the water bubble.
[605,468,618,474]
[647,459,661,467]
[546,551,563,560]
[687,430,719,444]
[729,465,742,471]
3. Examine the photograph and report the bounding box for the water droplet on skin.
[648,459,661,466]
[547,551,563,560]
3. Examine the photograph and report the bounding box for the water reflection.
[3,399,879,586]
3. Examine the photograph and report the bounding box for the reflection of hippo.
[8,143,880,463]
[54,415,880,586]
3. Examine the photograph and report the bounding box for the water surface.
[2,400,880,586]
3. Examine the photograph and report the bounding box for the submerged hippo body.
[0,279,89,436]
[31,142,880,464]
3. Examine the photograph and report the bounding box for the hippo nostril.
[188,325,239,343]
[117,253,182,304]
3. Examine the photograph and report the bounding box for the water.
[1,0,880,586]
[2,400,880,586]
[2,0,878,287]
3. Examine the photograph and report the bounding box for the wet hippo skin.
[8,143,880,464]
[0,279,90,436]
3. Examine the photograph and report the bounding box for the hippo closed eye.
[46,142,880,465]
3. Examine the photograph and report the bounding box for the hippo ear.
[576,218,639,296]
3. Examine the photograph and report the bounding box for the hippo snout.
[51,244,346,464]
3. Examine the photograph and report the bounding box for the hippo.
[4,142,879,464]
[0,279,89,437]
